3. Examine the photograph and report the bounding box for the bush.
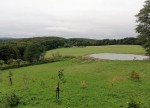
[0,60,4,65]
[62,55,75,59]
[80,81,87,89]
[52,52,62,59]
[7,59,23,68]
[58,69,66,83]
[75,56,95,63]
[5,92,20,107]
[64,43,71,48]
[7,59,15,65]
[16,59,22,67]
[127,98,141,108]
[0,70,2,81]
[130,70,141,81]
[24,43,45,63]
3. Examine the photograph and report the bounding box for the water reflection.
[89,53,149,60]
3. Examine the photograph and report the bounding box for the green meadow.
[45,45,145,58]
[0,45,150,108]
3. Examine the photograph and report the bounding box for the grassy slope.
[0,45,149,108]
[45,45,145,58]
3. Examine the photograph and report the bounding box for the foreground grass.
[0,59,150,107]
[45,45,145,58]
[0,45,149,107]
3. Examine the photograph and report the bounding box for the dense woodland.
[0,36,139,67]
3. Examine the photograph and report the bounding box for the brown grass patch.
[109,76,126,86]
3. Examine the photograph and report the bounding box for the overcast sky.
[0,0,145,39]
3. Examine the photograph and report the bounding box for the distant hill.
[0,37,21,40]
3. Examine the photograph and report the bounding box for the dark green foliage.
[64,43,72,48]
[17,45,26,60]
[128,98,141,108]
[24,43,45,63]
[0,57,62,70]
[0,36,140,68]
[68,37,138,46]
[0,60,4,65]
[0,37,139,52]
[7,59,15,65]
[68,38,96,46]
[136,0,150,54]
[41,38,65,50]
[5,92,20,108]
[0,37,65,61]
[0,45,20,63]
[96,38,139,45]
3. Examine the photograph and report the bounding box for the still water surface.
[89,53,149,60]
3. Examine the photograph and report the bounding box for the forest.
[0,36,139,70]
[0,37,138,58]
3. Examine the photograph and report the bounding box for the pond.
[89,53,149,60]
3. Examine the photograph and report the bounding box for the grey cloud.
[0,0,145,39]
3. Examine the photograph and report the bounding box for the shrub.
[130,70,141,81]
[39,52,46,60]
[23,73,28,89]
[40,80,46,88]
[0,55,65,70]
[7,59,23,68]
[0,70,2,81]
[16,59,22,67]
[52,52,62,59]
[76,56,95,63]
[24,43,45,63]
[64,43,71,48]
[80,81,87,89]
[5,92,20,108]
[0,60,4,65]
[62,55,75,59]
[7,59,15,65]
[58,69,65,83]
[8,71,13,85]
[127,98,141,108]
[109,76,125,86]
[0,70,3,81]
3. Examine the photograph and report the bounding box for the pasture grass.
[45,45,145,58]
[0,45,149,108]
[0,59,150,107]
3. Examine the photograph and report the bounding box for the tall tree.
[0,45,20,63]
[136,0,150,54]
[24,43,45,63]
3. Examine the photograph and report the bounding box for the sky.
[0,0,145,39]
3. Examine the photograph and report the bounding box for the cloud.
[0,0,145,39]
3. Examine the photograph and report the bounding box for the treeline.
[68,37,139,46]
[0,37,65,62]
[0,36,139,65]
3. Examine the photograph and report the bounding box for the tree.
[24,43,45,63]
[17,45,26,60]
[136,0,150,54]
[0,45,20,63]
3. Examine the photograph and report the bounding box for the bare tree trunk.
[56,81,60,100]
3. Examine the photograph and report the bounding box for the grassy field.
[45,45,145,58]
[0,45,149,108]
